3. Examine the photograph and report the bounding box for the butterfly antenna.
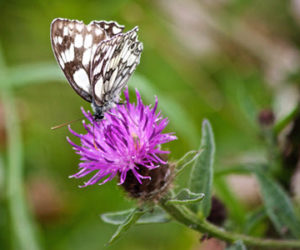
[51,117,85,130]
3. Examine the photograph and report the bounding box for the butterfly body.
[50,18,143,120]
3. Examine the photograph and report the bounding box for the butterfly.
[50,18,143,120]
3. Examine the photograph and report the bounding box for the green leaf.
[101,207,170,225]
[101,209,135,225]
[255,170,300,238]
[137,207,171,224]
[175,150,201,175]
[7,63,64,88]
[166,188,204,205]
[108,208,145,245]
[188,119,215,217]
[226,240,247,250]
[243,207,267,235]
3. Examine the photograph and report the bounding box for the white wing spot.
[73,69,90,93]
[86,25,92,32]
[130,32,137,39]
[104,24,109,29]
[95,28,102,36]
[69,23,74,29]
[76,23,84,32]
[123,49,131,62]
[57,36,63,44]
[94,77,104,99]
[129,64,136,73]
[103,46,111,60]
[74,34,83,48]
[84,34,93,48]
[109,68,118,89]
[127,54,136,66]
[58,21,63,29]
[109,56,117,70]
[64,49,70,63]
[63,26,68,36]
[94,54,100,62]
[82,48,91,66]
[66,44,75,62]
[93,59,103,75]
[60,51,67,62]
[112,26,122,34]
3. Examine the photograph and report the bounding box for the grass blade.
[2,90,41,250]
[255,170,300,238]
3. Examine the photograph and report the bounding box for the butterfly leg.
[92,121,100,151]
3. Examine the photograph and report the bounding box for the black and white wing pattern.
[90,27,143,106]
[50,18,125,102]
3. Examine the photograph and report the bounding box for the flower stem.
[159,199,300,249]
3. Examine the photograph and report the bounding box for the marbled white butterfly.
[50,18,143,120]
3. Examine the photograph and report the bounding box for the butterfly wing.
[92,20,124,38]
[50,18,107,102]
[90,27,143,106]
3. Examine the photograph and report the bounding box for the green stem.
[159,199,300,249]
[2,90,41,250]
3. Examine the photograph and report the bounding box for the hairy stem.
[159,199,300,249]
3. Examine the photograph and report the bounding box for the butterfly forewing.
[90,27,143,106]
[51,18,107,102]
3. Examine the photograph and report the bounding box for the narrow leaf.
[108,208,145,245]
[6,63,64,88]
[138,207,171,224]
[175,150,201,175]
[189,119,215,217]
[101,209,135,225]
[101,207,170,225]
[2,90,41,250]
[226,240,247,250]
[255,171,300,238]
[243,207,267,235]
[166,188,204,205]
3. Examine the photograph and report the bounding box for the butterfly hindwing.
[90,27,143,106]
[51,18,107,102]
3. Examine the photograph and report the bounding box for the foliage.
[1,0,300,249]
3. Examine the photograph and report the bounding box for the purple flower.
[67,88,177,187]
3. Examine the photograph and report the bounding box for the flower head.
[67,88,177,188]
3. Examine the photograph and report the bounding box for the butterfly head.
[91,101,104,121]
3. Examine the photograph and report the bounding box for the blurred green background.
[0,0,299,249]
